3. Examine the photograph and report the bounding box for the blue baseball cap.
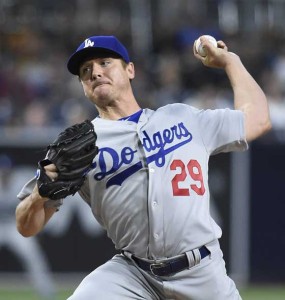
[67,35,130,75]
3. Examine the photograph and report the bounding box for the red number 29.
[170,159,205,196]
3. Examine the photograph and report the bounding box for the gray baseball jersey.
[81,103,247,259]
[18,103,247,260]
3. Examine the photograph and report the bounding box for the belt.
[131,246,210,277]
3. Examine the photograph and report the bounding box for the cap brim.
[67,47,122,75]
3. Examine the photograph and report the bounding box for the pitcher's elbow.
[262,118,272,135]
[246,117,272,142]
[254,118,272,140]
[16,224,37,238]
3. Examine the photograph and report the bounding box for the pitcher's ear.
[127,62,135,80]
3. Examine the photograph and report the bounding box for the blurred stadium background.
[0,0,285,299]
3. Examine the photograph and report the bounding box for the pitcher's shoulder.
[152,103,202,116]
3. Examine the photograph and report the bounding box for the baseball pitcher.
[16,35,271,299]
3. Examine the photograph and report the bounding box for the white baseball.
[195,35,217,57]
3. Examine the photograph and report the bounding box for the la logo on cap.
[84,39,94,48]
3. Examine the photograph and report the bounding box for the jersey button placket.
[137,120,164,258]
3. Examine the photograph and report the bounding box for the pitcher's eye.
[101,60,111,67]
[79,66,92,80]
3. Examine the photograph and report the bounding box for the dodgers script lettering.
[93,122,192,187]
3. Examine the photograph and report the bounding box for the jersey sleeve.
[17,177,63,210]
[17,177,36,200]
[193,107,248,155]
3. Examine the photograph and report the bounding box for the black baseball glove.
[37,119,98,200]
